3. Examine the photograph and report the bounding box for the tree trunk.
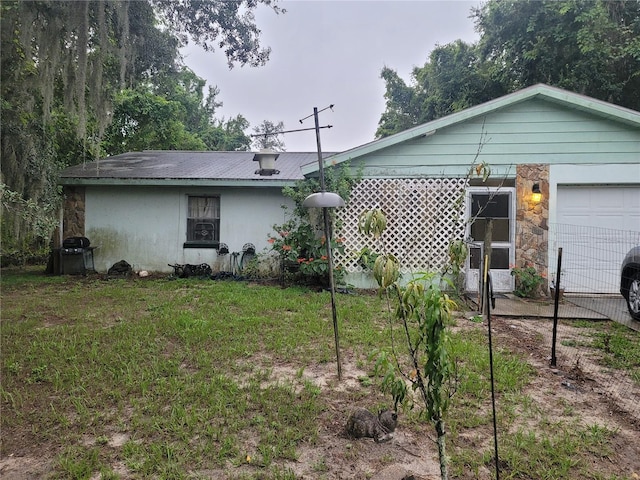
[436,418,449,480]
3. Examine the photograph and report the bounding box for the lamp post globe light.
[302,191,345,208]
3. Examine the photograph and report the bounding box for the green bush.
[510,265,545,298]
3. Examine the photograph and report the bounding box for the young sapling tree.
[360,208,457,480]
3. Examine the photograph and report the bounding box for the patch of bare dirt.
[480,316,640,477]
[0,456,54,480]
[488,316,640,425]
[276,355,443,480]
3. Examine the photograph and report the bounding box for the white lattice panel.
[336,178,468,274]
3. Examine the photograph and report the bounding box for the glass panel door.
[465,189,515,293]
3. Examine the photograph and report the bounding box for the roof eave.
[537,86,640,126]
[59,178,300,188]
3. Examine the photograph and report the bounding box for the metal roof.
[59,150,336,187]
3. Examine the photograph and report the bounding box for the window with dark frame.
[185,196,220,248]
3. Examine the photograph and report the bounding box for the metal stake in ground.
[484,255,500,480]
[551,247,563,367]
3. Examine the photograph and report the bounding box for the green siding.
[350,99,639,178]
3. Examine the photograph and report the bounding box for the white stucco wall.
[84,185,293,273]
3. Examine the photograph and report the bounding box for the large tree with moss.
[0,0,282,256]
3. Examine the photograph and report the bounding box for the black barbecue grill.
[59,237,97,275]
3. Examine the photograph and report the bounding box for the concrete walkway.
[485,293,640,331]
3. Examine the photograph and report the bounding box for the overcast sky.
[181,0,481,152]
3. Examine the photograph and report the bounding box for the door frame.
[465,186,516,293]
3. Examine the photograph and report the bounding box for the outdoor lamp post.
[302,107,345,381]
[250,106,344,380]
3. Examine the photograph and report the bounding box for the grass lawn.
[1,267,639,479]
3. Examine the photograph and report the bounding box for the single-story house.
[58,151,335,274]
[59,84,640,292]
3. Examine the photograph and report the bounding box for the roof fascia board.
[536,85,640,125]
[302,84,640,175]
[59,178,297,188]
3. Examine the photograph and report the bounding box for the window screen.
[469,193,511,242]
[469,247,510,269]
[187,196,220,244]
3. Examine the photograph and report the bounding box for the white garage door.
[555,186,640,293]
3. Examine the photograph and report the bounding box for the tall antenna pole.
[313,107,342,380]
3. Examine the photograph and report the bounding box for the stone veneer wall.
[515,164,549,278]
[62,186,86,239]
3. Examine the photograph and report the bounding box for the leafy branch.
[1,183,58,242]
